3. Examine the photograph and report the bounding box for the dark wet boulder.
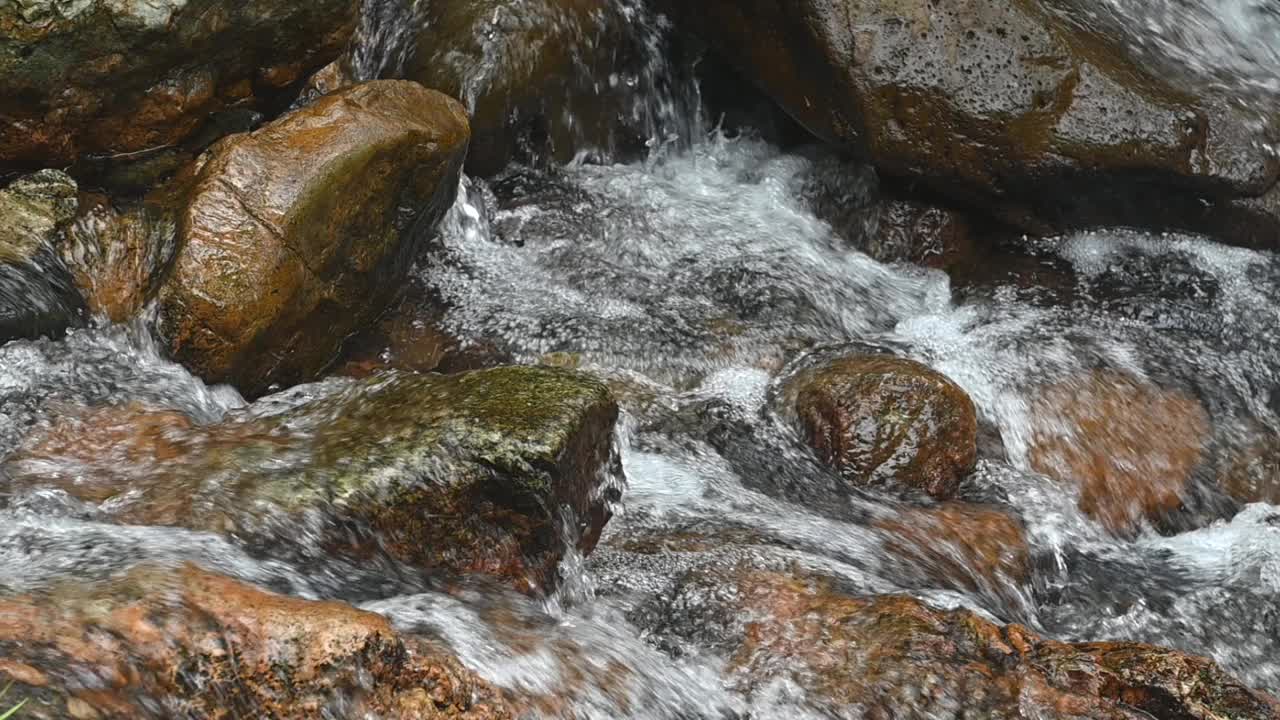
[0,564,515,719]
[647,568,1280,719]
[657,0,1280,240]
[4,366,621,592]
[786,354,978,499]
[156,80,470,397]
[0,170,85,343]
[1028,372,1209,535]
[0,0,358,182]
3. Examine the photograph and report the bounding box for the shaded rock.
[0,0,359,179]
[658,0,1279,239]
[1221,435,1280,505]
[871,196,978,271]
[0,170,85,342]
[1029,372,1210,535]
[787,354,978,499]
[648,568,1280,719]
[4,366,621,592]
[0,564,514,719]
[875,502,1030,599]
[157,80,470,397]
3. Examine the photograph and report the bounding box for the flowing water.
[4,0,1280,717]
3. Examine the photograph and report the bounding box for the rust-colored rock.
[654,568,1280,719]
[0,0,359,180]
[1222,434,1280,505]
[876,502,1031,595]
[60,201,176,323]
[0,565,514,719]
[156,80,470,396]
[789,354,978,498]
[1029,372,1210,535]
[656,0,1279,242]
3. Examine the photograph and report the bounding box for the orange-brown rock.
[60,201,176,323]
[789,354,978,498]
[156,80,470,396]
[0,565,514,719]
[1221,433,1280,505]
[1029,372,1210,535]
[0,0,359,179]
[876,502,1031,595]
[656,568,1280,719]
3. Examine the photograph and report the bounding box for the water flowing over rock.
[0,0,359,182]
[657,0,1280,241]
[1028,372,1211,535]
[0,564,515,719]
[786,354,978,499]
[156,80,470,397]
[4,366,620,592]
[646,568,1280,719]
[0,170,85,343]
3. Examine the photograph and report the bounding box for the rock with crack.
[156,80,470,396]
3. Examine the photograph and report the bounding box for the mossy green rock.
[658,0,1279,238]
[156,80,471,397]
[4,366,622,591]
[0,0,359,177]
[0,170,84,342]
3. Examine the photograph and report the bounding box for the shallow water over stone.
[4,0,1280,716]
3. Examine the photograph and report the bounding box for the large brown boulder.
[156,80,470,396]
[657,0,1280,241]
[787,354,978,498]
[4,366,621,592]
[0,170,85,342]
[0,564,514,719]
[651,568,1280,719]
[1028,372,1210,535]
[0,0,358,182]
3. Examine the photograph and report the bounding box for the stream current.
[4,0,1280,717]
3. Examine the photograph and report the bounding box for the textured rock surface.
[157,80,470,396]
[0,170,85,342]
[658,0,1280,238]
[788,354,978,498]
[4,366,621,591]
[0,564,515,719]
[1029,372,1210,535]
[647,568,1280,719]
[0,0,359,178]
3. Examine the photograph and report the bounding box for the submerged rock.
[648,568,1280,719]
[0,170,85,343]
[0,0,358,179]
[5,366,621,592]
[0,564,514,719]
[1028,372,1210,535]
[60,200,177,323]
[786,354,978,499]
[157,80,470,397]
[659,0,1279,240]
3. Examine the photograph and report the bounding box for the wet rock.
[156,80,470,397]
[870,196,978,271]
[5,366,621,592]
[0,170,85,342]
[1221,435,1280,505]
[0,564,514,719]
[0,0,359,179]
[658,0,1279,239]
[787,354,978,499]
[649,568,1280,719]
[875,502,1030,599]
[1029,372,1210,535]
[60,201,176,323]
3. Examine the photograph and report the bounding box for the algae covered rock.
[646,568,1280,719]
[658,0,1279,238]
[5,366,621,591]
[0,0,359,178]
[787,354,978,499]
[0,564,515,719]
[156,80,470,397]
[0,170,85,343]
